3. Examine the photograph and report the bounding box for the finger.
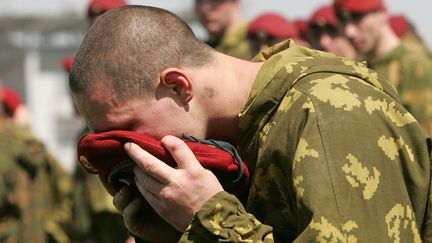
[113,185,134,212]
[124,142,175,184]
[161,135,203,170]
[134,167,166,198]
[98,174,118,196]
[122,196,145,233]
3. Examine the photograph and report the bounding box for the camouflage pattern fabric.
[368,38,432,135]
[71,127,130,243]
[180,40,432,242]
[0,121,73,243]
[207,23,253,60]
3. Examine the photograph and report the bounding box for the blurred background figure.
[0,87,73,242]
[87,0,126,26]
[334,0,432,134]
[293,19,312,47]
[0,85,32,127]
[194,0,252,59]
[246,12,304,55]
[389,14,428,49]
[308,5,357,60]
[60,0,132,242]
[62,56,74,74]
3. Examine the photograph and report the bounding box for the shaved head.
[70,5,214,100]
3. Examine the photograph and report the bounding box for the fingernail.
[124,142,131,151]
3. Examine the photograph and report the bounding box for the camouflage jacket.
[180,40,432,242]
[207,23,253,60]
[368,38,432,135]
[0,122,73,243]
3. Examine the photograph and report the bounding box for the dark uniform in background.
[0,118,73,243]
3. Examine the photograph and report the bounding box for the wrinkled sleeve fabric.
[180,191,274,242]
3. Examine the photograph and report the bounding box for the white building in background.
[0,16,87,173]
[24,51,84,173]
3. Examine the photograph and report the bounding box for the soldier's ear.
[159,68,193,104]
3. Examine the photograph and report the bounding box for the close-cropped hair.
[70,5,214,100]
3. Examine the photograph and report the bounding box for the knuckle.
[142,160,156,173]
[159,187,172,201]
[165,136,186,151]
[188,168,202,179]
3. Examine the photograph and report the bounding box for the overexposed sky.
[0,0,430,46]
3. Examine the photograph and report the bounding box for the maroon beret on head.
[293,19,310,42]
[1,86,22,117]
[334,0,385,13]
[77,130,250,200]
[248,13,299,39]
[389,15,409,38]
[310,5,339,29]
[87,0,126,17]
[62,56,74,74]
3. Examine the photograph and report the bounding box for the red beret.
[77,130,250,200]
[62,56,74,74]
[248,13,299,39]
[389,15,409,38]
[310,5,339,29]
[1,86,22,116]
[334,0,385,13]
[294,19,310,42]
[87,0,127,17]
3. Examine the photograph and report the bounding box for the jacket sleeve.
[179,191,274,242]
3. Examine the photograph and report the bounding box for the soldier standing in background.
[389,14,430,51]
[308,5,357,60]
[334,0,432,134]
[70,6,431,242]
[195,0,253,59]
[246,12,307,55]
[62,0,132,242]
[0,84,32,127]
[0,85,73,242]
[293,19,311,48]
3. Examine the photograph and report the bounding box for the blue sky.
[0,0,430,46]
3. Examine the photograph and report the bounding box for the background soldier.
[308,5,357,60]
[194,0,253,59]
[246,12,306,55]
[0,85,73,243]
[334,0,432,134]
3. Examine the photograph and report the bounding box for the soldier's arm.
[180,191,274,242]
[399,54,432,135]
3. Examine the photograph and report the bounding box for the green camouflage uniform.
[368,38,432,135]
[0,121,73,243]
[71,127,130,243]
[207,23,253,60]
[180,40,432,242]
